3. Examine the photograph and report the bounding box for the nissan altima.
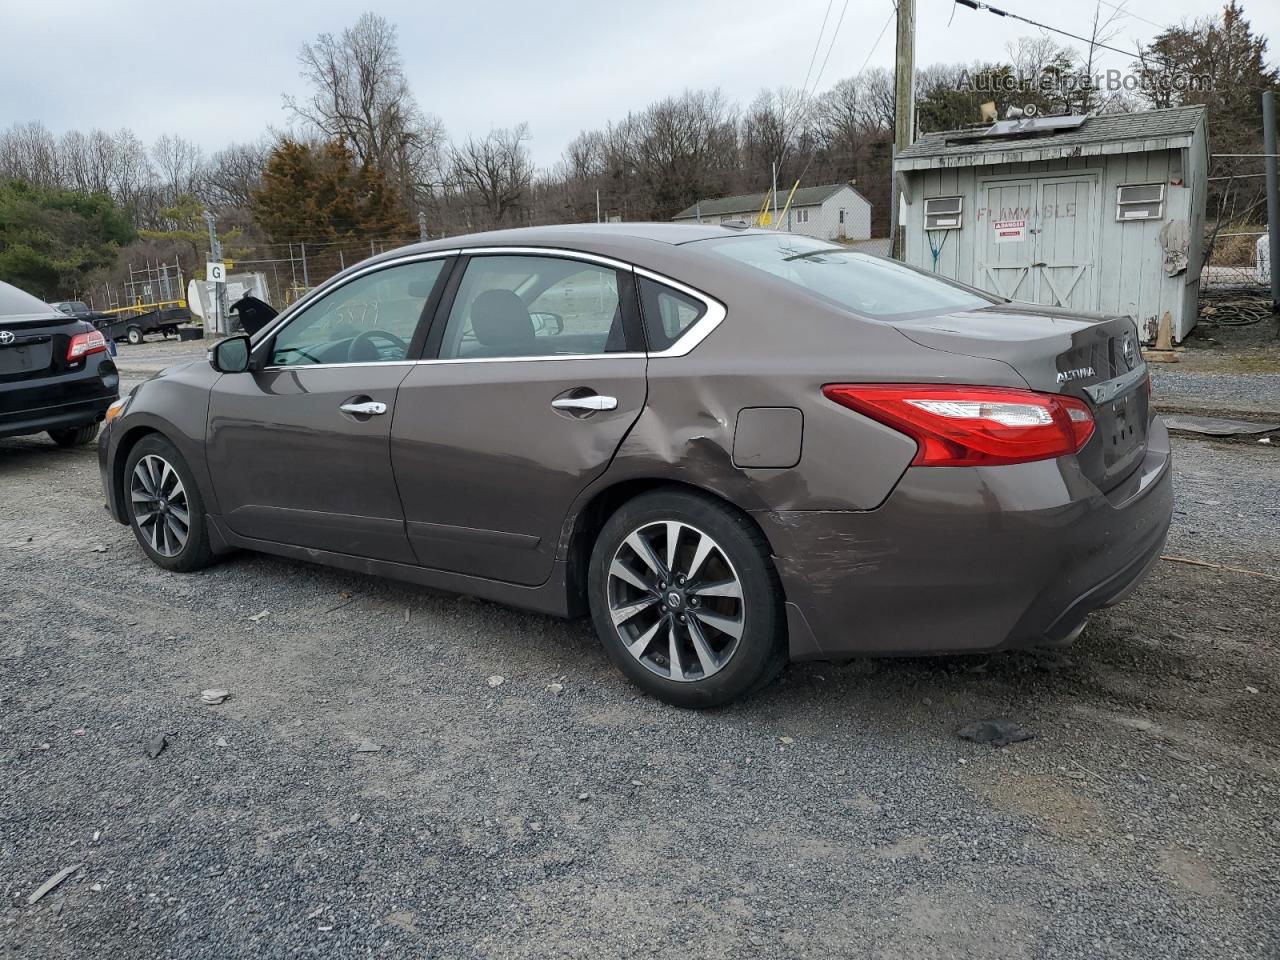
[98,224,1172,707]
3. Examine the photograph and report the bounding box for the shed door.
[978,180,1036,300]
[1032,175,1098,311]
[977,173,1099,311]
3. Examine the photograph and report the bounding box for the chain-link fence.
[1202,230,1269,291]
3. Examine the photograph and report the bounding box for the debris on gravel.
[145,734,167,758]
[25,865,82,905]
[200,688,229,705]
[957,718,1037,747]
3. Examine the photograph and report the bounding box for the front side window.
[438,255,625,359]
[704,233,996,320]
[270,259,445,367]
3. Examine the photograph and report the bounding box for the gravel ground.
[2,344,1278,959]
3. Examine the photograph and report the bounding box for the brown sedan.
[99,224,1172,707]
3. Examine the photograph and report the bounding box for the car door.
[205,255,453,563]
[391,251,648,586]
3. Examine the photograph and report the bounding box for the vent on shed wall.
[1116,183,1165,221]
[924,196,963,230]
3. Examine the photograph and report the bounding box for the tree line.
[0,3,1274,304]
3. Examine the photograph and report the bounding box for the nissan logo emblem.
[0,330,14,345]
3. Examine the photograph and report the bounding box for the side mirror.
[210,335,251,373]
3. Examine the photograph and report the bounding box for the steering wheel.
[347,329,408,363]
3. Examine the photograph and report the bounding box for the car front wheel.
[588,489,786,708]
[123,435,215,572]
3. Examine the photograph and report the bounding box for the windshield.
[703,234,997,320]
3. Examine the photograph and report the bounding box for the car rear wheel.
[48,423,99,447]
[588,489,786,708]
[123,435,214,572]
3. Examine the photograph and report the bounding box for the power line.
[784,5,897,210]
[1092,0,1166,32]
[951,0,1177,71]
[809,0,853,97]
[799,0,835,99]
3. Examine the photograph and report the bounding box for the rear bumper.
[0,392,116,440]
[0,357,118,441]
[758,417,1174,660]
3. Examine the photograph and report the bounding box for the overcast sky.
[3,0,1275,168]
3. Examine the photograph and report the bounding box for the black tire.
[587,489,787,708]
[126,326,144,345]
[48,423,99,447]
[122,435,215,573]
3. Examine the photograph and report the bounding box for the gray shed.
[894,106,1208,343]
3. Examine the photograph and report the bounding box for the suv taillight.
[67,330,107,363]
[823,384,1095,467]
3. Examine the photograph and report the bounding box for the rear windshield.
[0,281,59,319]
[703,234,996,319]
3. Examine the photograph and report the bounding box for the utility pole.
[596,189,602,224]
[1263,90,1279,313]
[892,0,916,259]
[203,212,224,335]
[418,209,428,242]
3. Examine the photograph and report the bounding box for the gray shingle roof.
[896,105,1207,169]
[673,183,857,220]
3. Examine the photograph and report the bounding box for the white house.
[893,106,1209,343]
[673,182,872,242]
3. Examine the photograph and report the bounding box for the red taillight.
[67,330,107,363]
[823,384,1096,466]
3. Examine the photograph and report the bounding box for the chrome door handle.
[552,395,618,412]
[340,400,387,416]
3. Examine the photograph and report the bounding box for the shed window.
[1116,183,1165,221]
[924,196,963,230]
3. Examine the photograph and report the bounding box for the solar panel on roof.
[981,115,1089,138]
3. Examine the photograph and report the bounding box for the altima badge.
[1056,366,1095,384]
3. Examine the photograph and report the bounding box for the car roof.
[370,222,774,263]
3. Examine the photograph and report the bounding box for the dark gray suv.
[98,224,1172,706]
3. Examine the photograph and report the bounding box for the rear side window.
[638,278,706,351]
[438,255,627,359]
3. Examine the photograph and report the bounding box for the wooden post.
[892,0,915,259]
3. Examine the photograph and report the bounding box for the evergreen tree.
[251,139,414,246]
[0,180,134,299]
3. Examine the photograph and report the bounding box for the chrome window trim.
[246,244,726,369]
[414,352,647,366]
[459,246,635,272]
[634,267,727,358]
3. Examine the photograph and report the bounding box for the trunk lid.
[892,303,1149,491]
[0,315,88,383]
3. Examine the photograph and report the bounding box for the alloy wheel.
[606,520,745,682]
[130,454,191,558]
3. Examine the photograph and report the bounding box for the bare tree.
[448,124,535,226]
[286,12,445,205]
[0,121,61,187]
[152,134,205,204]
[204,140,269,210]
